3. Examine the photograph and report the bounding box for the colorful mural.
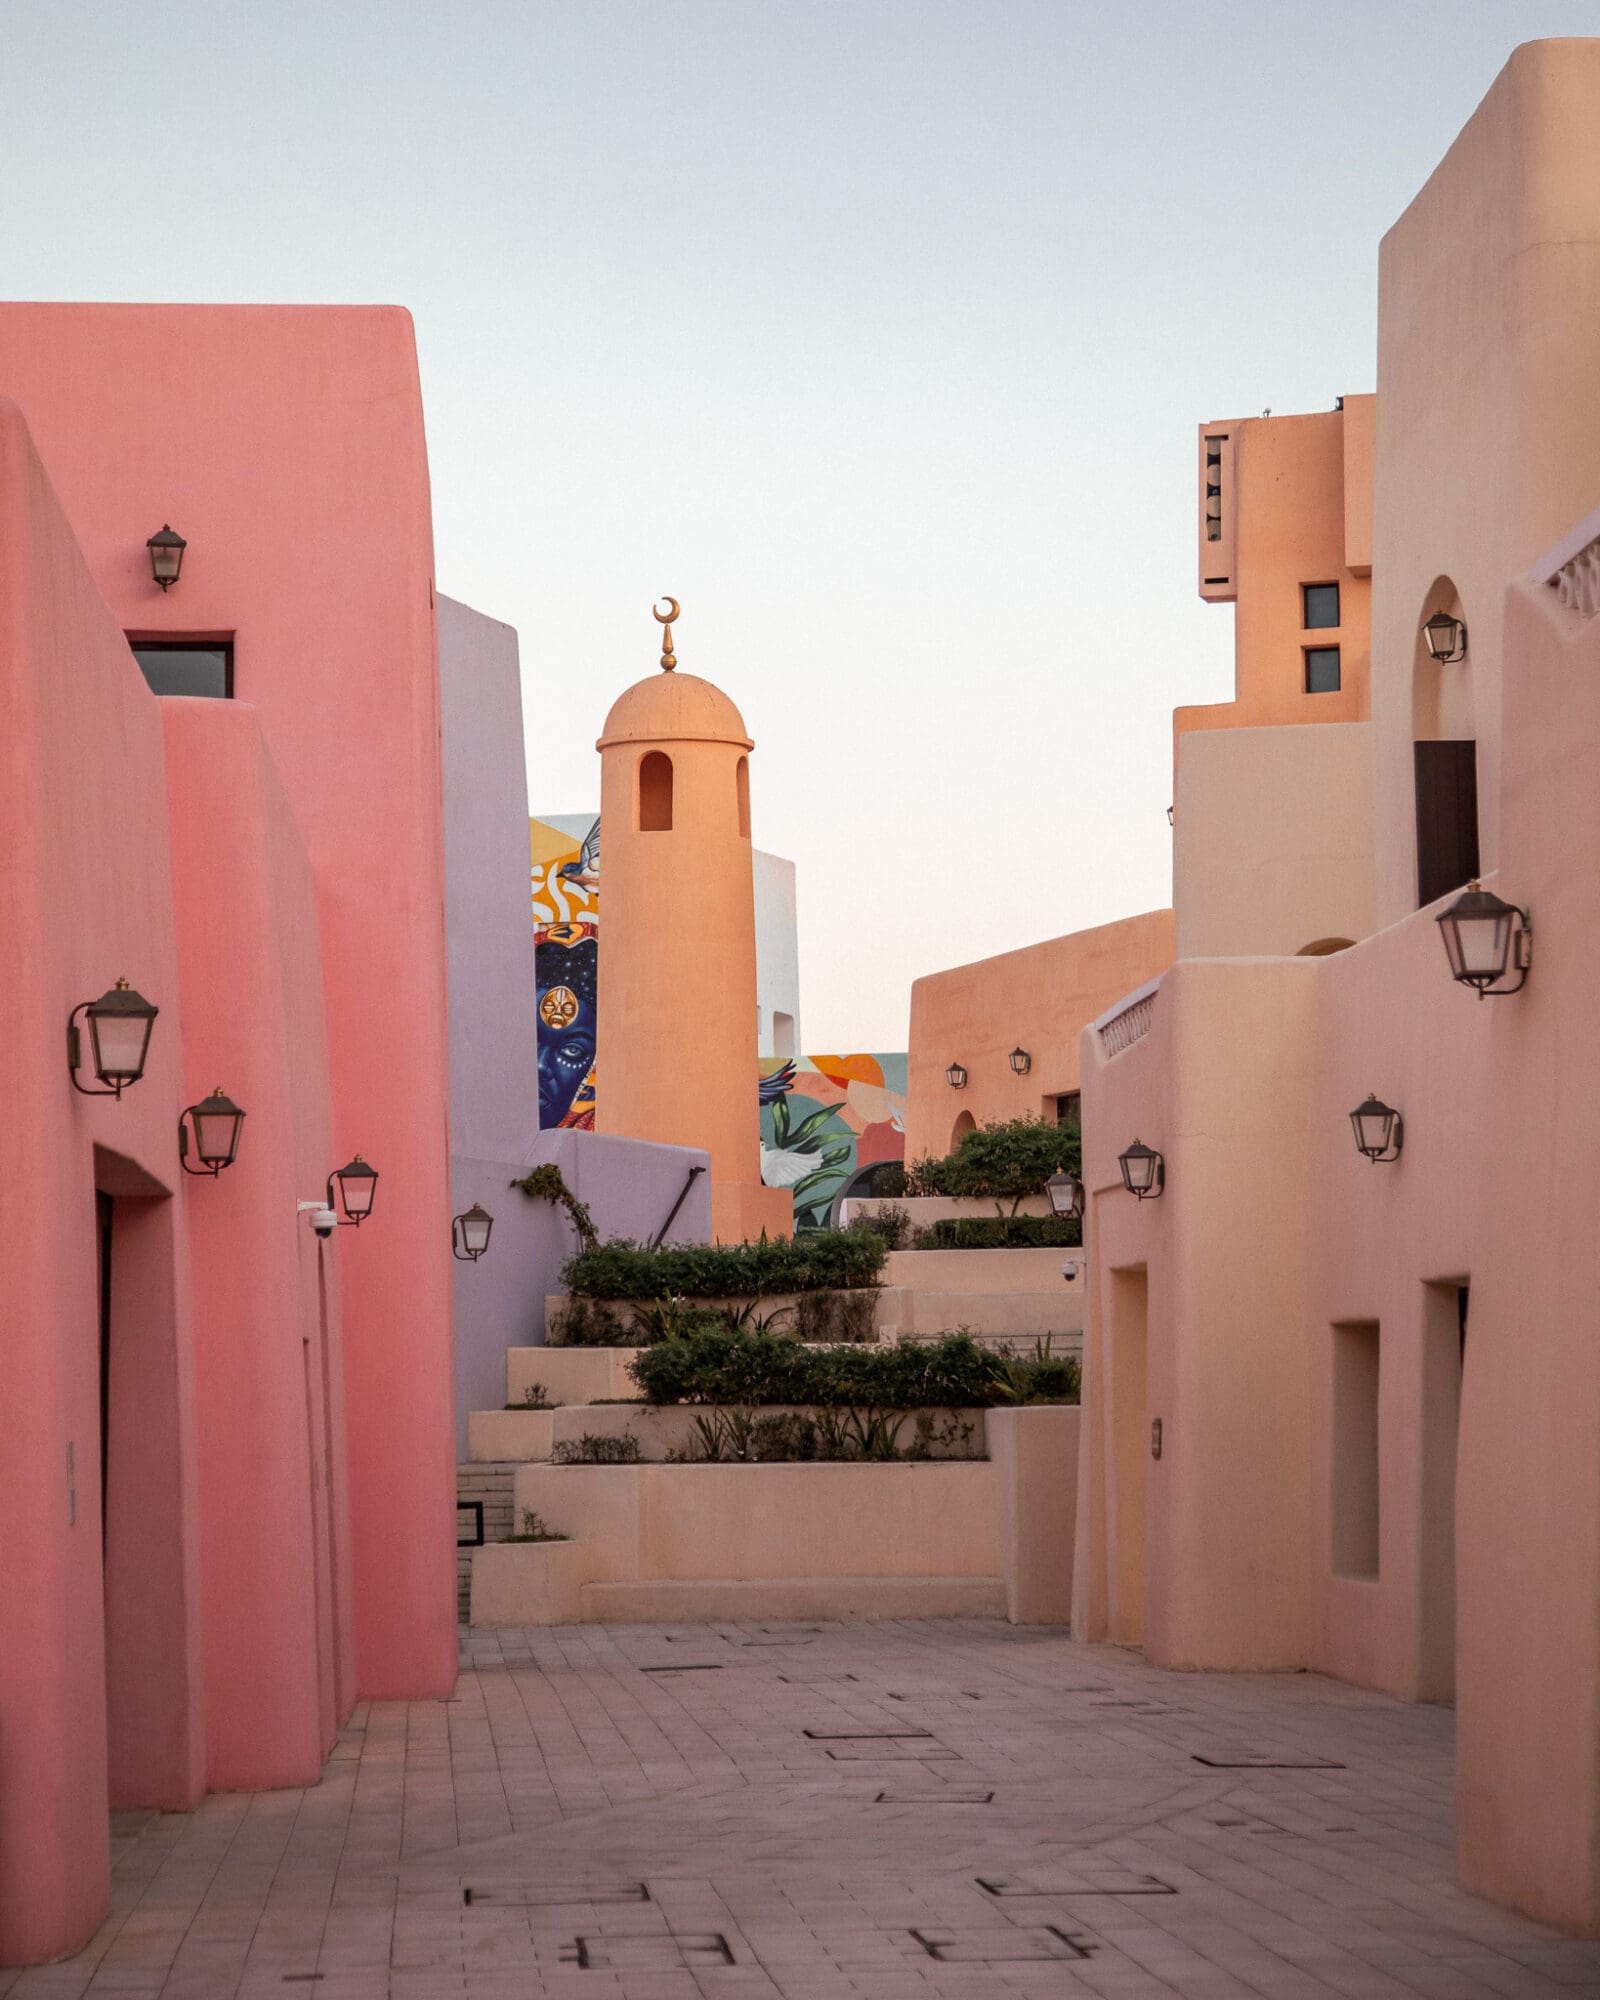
[759,1053,908,1232]
[531,814,600,1128]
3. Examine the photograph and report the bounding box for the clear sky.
[2,2,1590,1047]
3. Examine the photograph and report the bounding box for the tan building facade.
[1075,39,1600,1935]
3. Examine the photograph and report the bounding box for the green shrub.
[906,1117,1081,1213]
[550,1432,643,1465]
[847,1203,913,1251]
[562,1230,886,1302]
[505,1508,566,1542]
[989,1336,1082,1405]
[630,1329,1014,1410]
[918,1213,1082,1250]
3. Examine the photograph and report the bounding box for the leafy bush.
[671,1405,978,1464]
[847,1203,913,1251]
[550,1432,643,1465]
[906,1117,1081,1214]
[989,1336,1082,1405]
[918,1213,1082,1250]
[630,1328,1017,1410]
[562,1230,887,1301]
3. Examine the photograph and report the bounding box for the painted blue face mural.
[536,930,599,1128]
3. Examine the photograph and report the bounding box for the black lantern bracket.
[67,979,159,1097]
[178,1088,247,1176]
[1118,1139,1165,1200]
[327,1154,379,1226]
[1349,1094,1404,1164]
[1436,881,1532,998]
[452,1204,495,1262]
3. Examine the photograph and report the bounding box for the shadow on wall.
[449,1128,711,1459]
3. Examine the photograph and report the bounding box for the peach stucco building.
[0,307,459,1965]
[595,643,792,1242]
[1072,39,1600,1936]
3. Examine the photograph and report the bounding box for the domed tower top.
[596,598,753,750]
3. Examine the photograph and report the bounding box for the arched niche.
[1412,576,1474,743]
[1411,577,1480,907]
[736,755,750,838]
[638,751,673,832]
[951,1110,977,1147]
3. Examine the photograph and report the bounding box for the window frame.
[1303,645,1341,695]
[126,636,235,700]
[1302,581,1340,631]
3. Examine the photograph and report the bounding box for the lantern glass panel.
[1351,1103,1393,1156]
[89,1006,154,1083]
[194,1104,243,1165]
[461,1206,493,1255]
[1120,1143,1159,1194]
[1046,1169,1079,1217]
[336,1162,377,1218]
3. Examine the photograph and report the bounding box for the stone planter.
[470,1539,588,1626]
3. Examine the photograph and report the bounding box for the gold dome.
[597,671,753,751]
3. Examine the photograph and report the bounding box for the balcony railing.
[1534,506,1600,620]
[1094,977,1160,1057]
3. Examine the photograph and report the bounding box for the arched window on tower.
[951,1110,977,1148]
[638,751,673,832]
[736,756,751,837]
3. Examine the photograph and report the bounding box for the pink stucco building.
[0,306,459,1965]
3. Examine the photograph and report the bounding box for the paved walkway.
[8,1620,1600,2000]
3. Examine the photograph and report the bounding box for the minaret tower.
[594,600,792,1242]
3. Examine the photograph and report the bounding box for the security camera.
[298,1200,339,1239]
[1061,1258,1081,1283]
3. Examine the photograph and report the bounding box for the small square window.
[1303,583,1340,629]
[1304,646,1341,694]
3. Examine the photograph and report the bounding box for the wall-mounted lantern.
[68,978,159,1097]
[1436,879,1531,996]
[1046,1168,1082,1219]
[452,1203,494,1261]
[328,1155,379,1225]
[1008,1046,1032,1075]
[1349,1093,1403,1163]
[147,524,187,590]
[945,1061,968,1089]
[1166,805,1175,827]
[1118,1138,1165,1200]
[1422,611,1467,663]
[179,1088,247,1175]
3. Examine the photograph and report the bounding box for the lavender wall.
[438,597,711,1455]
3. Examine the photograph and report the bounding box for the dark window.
[1055,1092,1081,1128]
[1304,646,1341,694]
[1303,582,1340,629]
[130,642,232,699]
[1414,740,1479,908]
[638,751,673,831]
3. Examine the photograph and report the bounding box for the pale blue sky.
[2,3,1590,1046]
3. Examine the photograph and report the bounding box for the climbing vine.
[508,1163,599,1250]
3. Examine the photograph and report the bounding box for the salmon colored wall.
[904,910,1173,1161]
[1074,960,1320,1670]
[595,669,790,1242]
[163,701,352,1787]
[1371,41,1600,927]
[0,401,201,1964]
[0,304,457,1703]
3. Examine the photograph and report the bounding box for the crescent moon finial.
[652,596,679,670]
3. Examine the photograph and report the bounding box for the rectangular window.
[1331,1321,1380,1578]
[1304,646,1341,694]
[1414,740,1480,908]
[129,641,233,699]
[1055,1092,1081,1128]
[1303,582,1340,629]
